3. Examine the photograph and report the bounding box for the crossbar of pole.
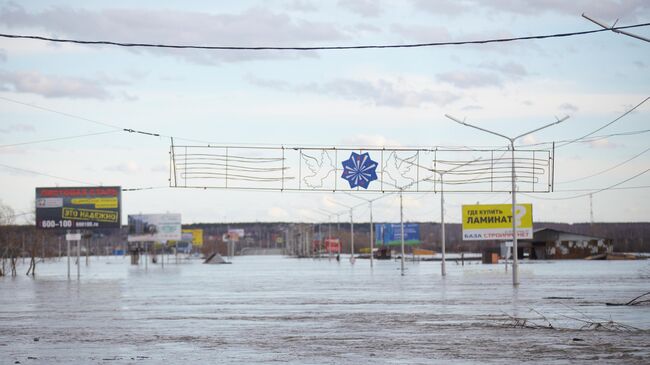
[582,13,650,43]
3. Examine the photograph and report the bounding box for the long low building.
[519,228,613,259]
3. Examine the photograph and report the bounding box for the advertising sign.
[324,238,341,253]
[462,204,533,240]
[223,229,245,242]
[36,186,121,230]
[374,223,420,246]
[181,229,204,247]
[127,214,182,242]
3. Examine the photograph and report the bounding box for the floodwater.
[1,255,649,364]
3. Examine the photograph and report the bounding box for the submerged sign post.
[461,204,533,240]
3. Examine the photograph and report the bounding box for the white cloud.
[411,0,650,22]
[410,0,468,16]
[338,0,383,17]
[559,102,579,113]
[479,61,529,79]
[589,138,620,149]
[285,0,318,12]
[267,206,290,219]
[245,74,291,91]
[304,78,460,107]
[390,24,451,43]
[0,3,347,64]
[247,74,460,107]
[436,71,502,88]
[0,70,120,99]
[105,161,141,173]
[339,134,402,147]
[0,123,35,133]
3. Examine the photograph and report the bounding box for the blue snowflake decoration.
[341,152,378,189]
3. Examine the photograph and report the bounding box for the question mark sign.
[513,205,526,227]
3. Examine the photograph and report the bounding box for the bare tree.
[0,200,16,276]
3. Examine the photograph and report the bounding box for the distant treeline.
[183,221,650,253]
[1,221,648,256]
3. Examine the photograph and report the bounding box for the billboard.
[222,228,245,242]
[375,223,420,246]
[324,238,341,253]
[181,229,204,247]
[462,204,533,240]
[36,186,121,230]
[127,214,182,242]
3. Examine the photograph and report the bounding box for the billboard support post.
[76,233,80,280]
[446,114,568,286]
[67,233,70,280]
[161,241,164,269]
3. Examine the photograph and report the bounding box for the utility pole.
[329,199,356,264]
[589,193,594,226]
[345,193,382,268]
[446,114,569,286]
[400,191,405,276]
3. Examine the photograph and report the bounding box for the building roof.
[527,227,610,242]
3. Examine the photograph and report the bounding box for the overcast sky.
[1,0,649,225]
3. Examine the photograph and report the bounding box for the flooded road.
[2,256,649,364]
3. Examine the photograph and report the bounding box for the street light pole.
[329,199,356,264]
[399,191,405,276]
[345,192,383,268]
[445,114,569,286]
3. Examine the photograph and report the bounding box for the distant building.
[520,228,613,259]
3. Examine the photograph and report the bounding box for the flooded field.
[1,255,649,364]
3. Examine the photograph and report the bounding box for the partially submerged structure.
[520,228,613,260]
[204,252,231,264]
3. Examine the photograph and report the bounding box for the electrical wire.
[1,23,649,51]
[0,130,121,148]
[0,162,167,192]
[556,146,650,184]
[522,168,650,200]
[555,96,650,148]
[554,185,650,192]
[518,129,650,148]
[0,162,98,185]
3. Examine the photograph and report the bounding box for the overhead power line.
[0,23,649,51]
[519,129,650,148]
[0,130,121,148]
[523,168,650,201]
[556,146,650,184]
[0,162,98,186]
[555,96,650,148]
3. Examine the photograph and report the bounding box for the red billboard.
[324,238,341,253]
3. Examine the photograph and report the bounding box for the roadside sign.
[461,204,533,240]
[65,233,82,241]
[36,186,121,230]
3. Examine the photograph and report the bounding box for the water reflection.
[1,256,649,364]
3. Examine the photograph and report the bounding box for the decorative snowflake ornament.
[341,152,378,189]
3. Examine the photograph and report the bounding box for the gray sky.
[1,0,649,224]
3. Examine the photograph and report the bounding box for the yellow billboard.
[182,229,204,247]
[462,204,533,240]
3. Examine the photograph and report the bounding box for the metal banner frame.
[169,144,554,193]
